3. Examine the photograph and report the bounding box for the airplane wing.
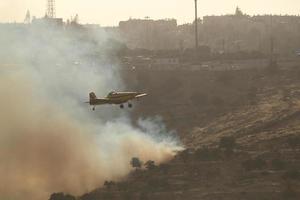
[87,98,111,105]
[95,98,111,104]
[135,93,148,99]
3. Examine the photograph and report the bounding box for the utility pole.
[194,0,199,50]
[269,14,277,68]
[270,15,274,61]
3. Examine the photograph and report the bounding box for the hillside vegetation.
[50,67,300,200]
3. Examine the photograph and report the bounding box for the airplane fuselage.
[89,92,145,106]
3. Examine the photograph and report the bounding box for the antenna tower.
[47,0,56,18]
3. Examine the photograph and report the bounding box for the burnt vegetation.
[50,66,300,200]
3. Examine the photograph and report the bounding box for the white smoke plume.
[0,22,181,200]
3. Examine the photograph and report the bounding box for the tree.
[49,193,75,200]
[130,157,142,170]
[145,160,156,170]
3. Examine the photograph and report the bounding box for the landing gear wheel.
[128,103,133,108]
[92,107,95,111]
[120,104,124,109]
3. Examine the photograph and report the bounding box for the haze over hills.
[50,64,300,200]
[1,0,300,25]
[2,7,300,57]
[0,1,300,200]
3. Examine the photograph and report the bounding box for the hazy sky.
[1,0,300,26]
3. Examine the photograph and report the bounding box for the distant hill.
[50,67,300,200]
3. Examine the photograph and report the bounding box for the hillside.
[50,67,300,200]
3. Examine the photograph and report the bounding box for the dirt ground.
[53,67,300,200]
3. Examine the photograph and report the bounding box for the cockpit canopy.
[107,91,117,97]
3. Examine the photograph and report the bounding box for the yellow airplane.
[87,91,148,110]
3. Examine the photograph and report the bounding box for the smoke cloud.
[0,22,181,200]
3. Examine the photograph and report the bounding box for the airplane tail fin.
[89,92,97,101]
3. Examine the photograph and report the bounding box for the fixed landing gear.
[120,103,132,109]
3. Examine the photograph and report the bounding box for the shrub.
[145,160,156,170]
[178,149,190,163]
[211,96,225,108]
[159,163,170,174]
[283,169,300,180]
[287,136,300,148]
[147,177,168,190]
[271,158,286,170]
[104,181,116,189]
[219,136,236,151]
[190,93,209,106]
[242,158,266,171]
[216,72,234,86]
[282,182,298,199]
[49,193,76,200]
[195,147,221,161]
